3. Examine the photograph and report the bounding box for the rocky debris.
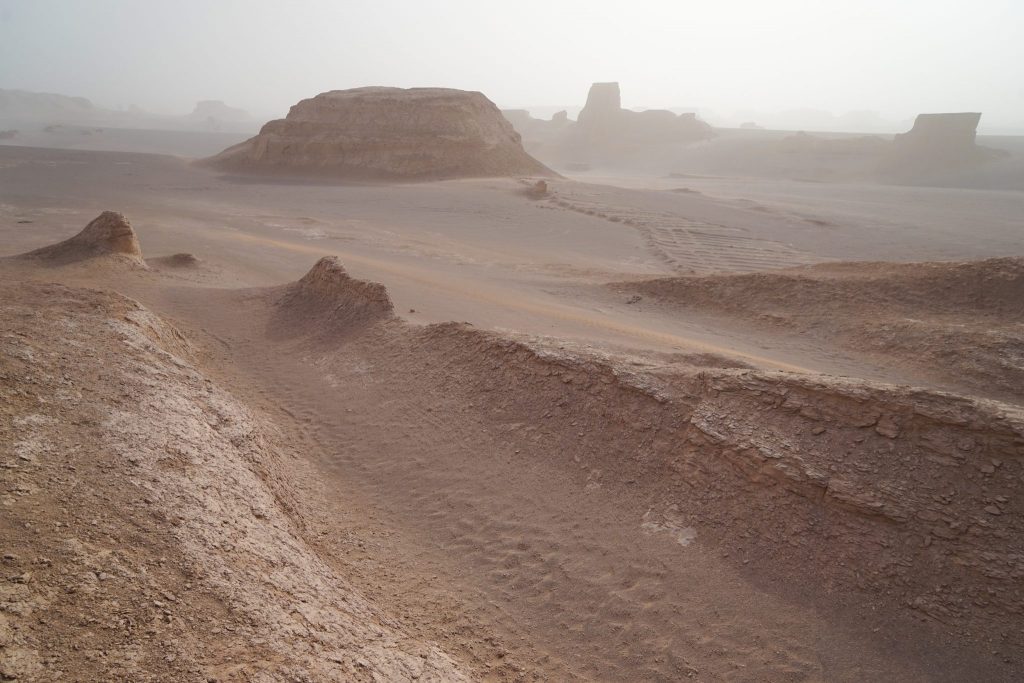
[202,87,556,180]
[13,211,145,267]
[523,179,549,199]
[269,256,395,339]
[0,282,469,681]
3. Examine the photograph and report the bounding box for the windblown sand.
[2,142,1023,682]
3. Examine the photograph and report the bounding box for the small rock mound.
[523,179,549,199]
[270,256,394,338]
[15,211,144,266]
[150,252,201,268]
[201,86,556,180]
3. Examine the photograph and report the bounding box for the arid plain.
[1,89,1023,682]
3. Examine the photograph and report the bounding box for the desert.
[2,3,1023,682]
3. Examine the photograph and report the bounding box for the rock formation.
[895,113,981,156]
[886,112,1008,170]
[187,100,252,131]
[0,88,96,122]
[504,83,714,171]
[575,82,713,147]
[501,109,572,160]
[203,87,555,180]
[15,211,144,266]
[270,256,395,338]
[188,100,251,122]
[577,82,712,147]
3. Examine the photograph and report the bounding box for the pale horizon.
[1,0,1023,133]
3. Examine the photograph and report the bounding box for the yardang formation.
[202,87,555,180]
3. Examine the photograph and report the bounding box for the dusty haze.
[2,2,1024,682]
[1,0,1023,132]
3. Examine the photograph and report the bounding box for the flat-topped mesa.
[202,87,556,180]
[15,211,145,266]
[271,256,394,338]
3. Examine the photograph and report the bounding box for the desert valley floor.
[1,144,1022,681]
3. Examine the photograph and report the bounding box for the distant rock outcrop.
[0,89,96,121]
[203,87,555,180]
[576,82,622,129]
[501,109,572,160]
[189,100,251,122]
[503,83,713,171]
[15,211,144,266]
[893,113,983,161]
[882,112,1008,180]
[187,100,252,131]
[575,82,713,148]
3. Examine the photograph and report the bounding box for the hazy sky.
[2,0,1022,129]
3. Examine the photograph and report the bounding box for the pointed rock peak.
[296,256,393,314]
[270,256,395,338]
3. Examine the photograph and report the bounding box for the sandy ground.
[2,142,1023,681]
